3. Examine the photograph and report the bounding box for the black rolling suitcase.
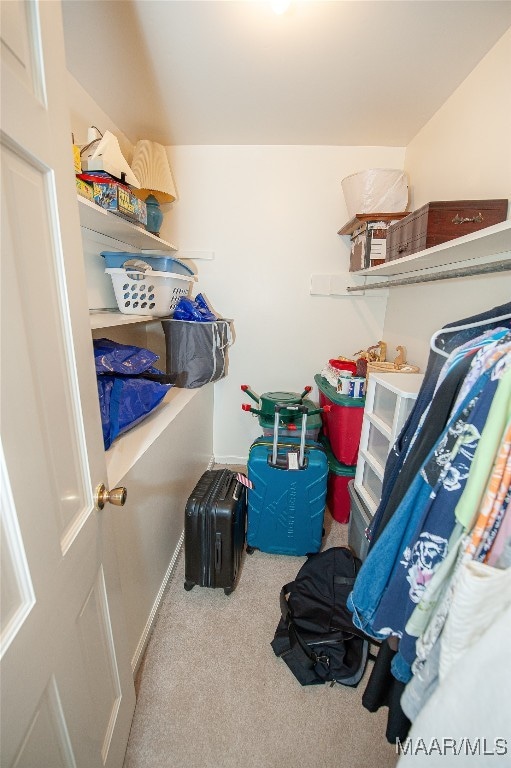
[184,468,247,595]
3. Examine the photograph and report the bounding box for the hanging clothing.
[368,301,511,550]
[356,303,511,741]
[361,639,411,744]
[405,370,511,646]
[398,605,511,768]
[348,349,511,659]
[465,421,511,561]
[438,560,511,680]
[455,369,511,531]
[399,382,511,722]
[399,634,441,723]
[487,497,511,566]
[369,353,476,542]
[495,536,511,567]
[373,362,507,683]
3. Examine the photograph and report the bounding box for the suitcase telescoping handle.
[272,404,308,468]
[270,403,332,469]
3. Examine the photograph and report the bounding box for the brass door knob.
[95,483,127,510]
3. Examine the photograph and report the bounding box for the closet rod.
[347,258,511,292]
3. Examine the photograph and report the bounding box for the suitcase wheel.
[184,580,195,591]
[224,586,235,596]
[246,545,256,555]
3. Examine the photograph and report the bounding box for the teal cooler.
[321,436,356,524]
[314,374,364,466]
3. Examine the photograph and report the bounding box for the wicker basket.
[367,361,420,375]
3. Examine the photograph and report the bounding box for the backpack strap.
[100,371,175,383]
[333,574,357,586]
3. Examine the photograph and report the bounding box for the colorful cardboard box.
[92,181,147,225]
[77,171,147,226]
[76,177,93,200]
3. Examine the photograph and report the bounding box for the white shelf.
[77,195,178,252]
[105,387,201,487]
[89,310,170,330]
[355,220,511,276]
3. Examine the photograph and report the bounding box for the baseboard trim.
[131,529,184,675]
[214,455,248,466]
[130,455,216,675]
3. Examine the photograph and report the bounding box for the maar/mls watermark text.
[396,738,508,757]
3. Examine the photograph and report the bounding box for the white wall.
[383,29,511,370]
[68,75,135,162]
[404,28,511,211]
[164,145,405,461]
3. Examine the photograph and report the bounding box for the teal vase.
[145,194,163,236]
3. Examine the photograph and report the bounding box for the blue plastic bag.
[93,339,171,449]
[94,337,159,374]
[173,294,217,322]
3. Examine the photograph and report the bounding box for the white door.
[0,2,136,766]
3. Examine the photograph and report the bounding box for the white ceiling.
[62,0,511,147]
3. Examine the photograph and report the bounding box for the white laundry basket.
[106,267,195,317]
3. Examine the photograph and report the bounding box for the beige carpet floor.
[123,469,398,768]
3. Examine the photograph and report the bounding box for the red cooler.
[314,373,364,465]
[321,436,356,523]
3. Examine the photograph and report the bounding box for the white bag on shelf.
[341,169,408,218]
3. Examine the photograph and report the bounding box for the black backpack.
[271,547,375,687]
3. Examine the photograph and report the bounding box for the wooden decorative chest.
[385,199,508,262]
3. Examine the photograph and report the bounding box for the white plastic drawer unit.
[367,373,424,436]
[372,383,398,430]
[355,372,424,514]
[357,453,383,510]
[366,421,391,467]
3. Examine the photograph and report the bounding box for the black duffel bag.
[271,546,376,687]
